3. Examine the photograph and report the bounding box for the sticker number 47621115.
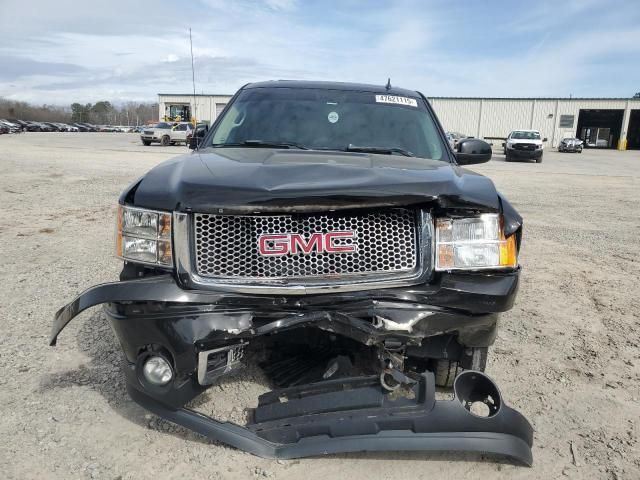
[375,95,418,107]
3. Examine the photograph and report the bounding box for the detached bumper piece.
[129,370,533,465]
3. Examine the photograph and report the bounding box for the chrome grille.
[193,209,418,280]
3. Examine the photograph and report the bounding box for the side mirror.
[542,137,548,142]
[455,139,492,165]
[188,128,206,150]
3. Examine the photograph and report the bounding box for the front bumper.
[507,148,542,159]
[559,144,582,152]
[51,272,519,350]
[128,370,533,464]
[50,271,531,463]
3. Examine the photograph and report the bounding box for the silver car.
[558,137,583,153]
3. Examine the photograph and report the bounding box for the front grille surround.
[193,209,420,281]
[513,143,537,150]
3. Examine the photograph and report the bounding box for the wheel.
[161,135,170,146]
[578,148,582,153]
[505,152,512,162]
[434,347,488,388]
[536,153,543,163]
[142,140,151,146]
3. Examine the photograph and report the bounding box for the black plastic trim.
[127,371,533,465]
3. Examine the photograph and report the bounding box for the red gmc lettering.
[291,233,323,254]
[258,231,356,256]
[324,231,355,253]
[259,234,289,255]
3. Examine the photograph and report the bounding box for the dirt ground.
[0,132,638,479]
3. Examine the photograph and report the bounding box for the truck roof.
[244,80,421,98]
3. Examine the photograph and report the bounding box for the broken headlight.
[435,214,517,271]
[116,205,172,266]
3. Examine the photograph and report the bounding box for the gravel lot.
[1,132,639,479]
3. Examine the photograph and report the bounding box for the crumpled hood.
[126,148,501,213]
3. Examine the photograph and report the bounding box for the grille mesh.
[193,210,418,279]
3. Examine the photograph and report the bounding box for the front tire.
[536,153,543,163]
[161,135,170,146]
[434,347,488,388]
[142,140,151,146]
[505,151,512,162]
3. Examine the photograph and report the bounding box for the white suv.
[141,122,193,146]
[503,129,546,163]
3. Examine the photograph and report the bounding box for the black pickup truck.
[51,80,532,464]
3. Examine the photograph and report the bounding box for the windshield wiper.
[344,145,415,157]
[211,140,309,150]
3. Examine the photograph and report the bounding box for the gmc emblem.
[258,231,356,256]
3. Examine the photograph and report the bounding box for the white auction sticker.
[375,94,418,107]
[327,111,339,123]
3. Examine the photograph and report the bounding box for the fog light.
[142,356,173,386]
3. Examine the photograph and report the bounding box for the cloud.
[264,0,298,11]
[1,0,639,104]
[0,56,86,81]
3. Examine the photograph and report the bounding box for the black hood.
[124,148,501,213]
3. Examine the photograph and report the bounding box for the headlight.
[435,214,517,271]
[116,205,172,266]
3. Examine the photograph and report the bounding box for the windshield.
[208,87,446,160]
[154,122,172,129]
[511,131,540,140]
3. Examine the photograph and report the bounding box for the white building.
[428,97,640,150]
[159,92,640,150]
[158,93,233,124]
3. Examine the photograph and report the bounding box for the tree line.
[0,97,159,126]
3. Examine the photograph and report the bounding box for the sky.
[1,0,639,105]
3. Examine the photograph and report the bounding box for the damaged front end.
[50,266,532,465]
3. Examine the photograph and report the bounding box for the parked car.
[37,121,56,132]
[52,80,532,464]
[60,123,79,132]
[23,121,44,131]
[446,131,467,149]
[71,123,90,132]
[78,123,98,132]
[140,121,193,146]
[0,123,8,134]
[444,132,455,149]
[42,122,63,132]
[503,129,546,163]
[0,119,22,133]
[558,137,583,153]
